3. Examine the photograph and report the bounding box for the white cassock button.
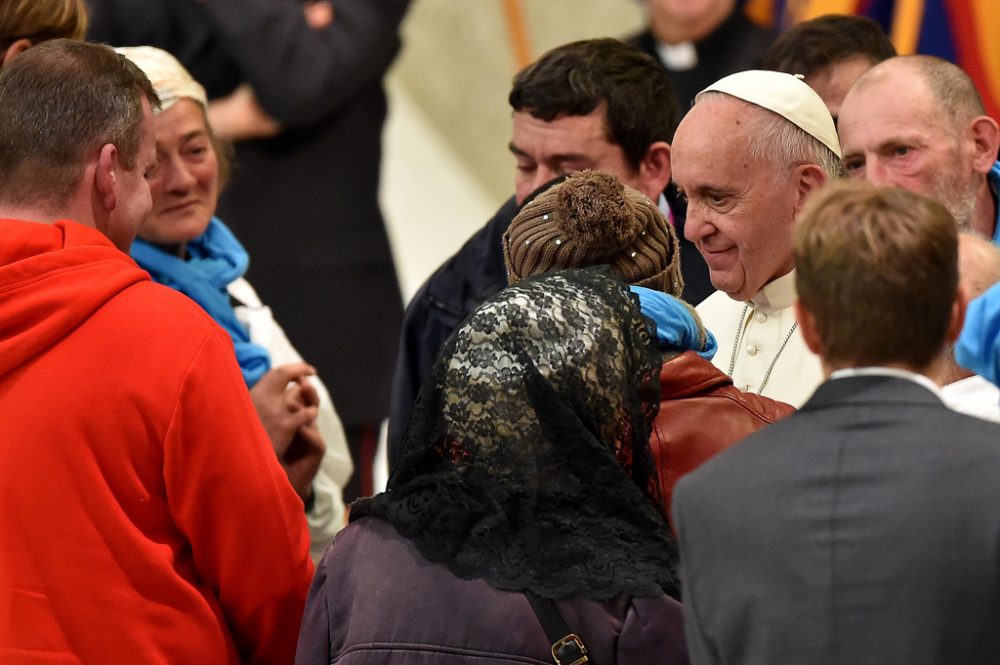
[755,312,767,323]
[747,344,758,356]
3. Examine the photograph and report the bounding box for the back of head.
[761,14,895,78]
[0,39,158,212]
[0,0,88,47]
[355,268,677,599]
[503,170,683,294]
[795,180,959,370]
[509,38,679,169]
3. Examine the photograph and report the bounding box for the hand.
[303,0,334,29]
[250,363,317,457]
[207,84,282,143]
[281,418,326,504]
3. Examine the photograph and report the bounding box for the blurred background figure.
[119,45,352,560]
[942,232,1000,423]
[89,0,411,501]
[1,0,87,65]
[761,13,896,121]
[629,0,775,115]
[747,0,1000,120]
[297,269,688,665]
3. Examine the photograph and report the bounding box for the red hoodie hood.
[0,218,149,376]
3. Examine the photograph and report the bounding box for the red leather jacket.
[652,351,795,521]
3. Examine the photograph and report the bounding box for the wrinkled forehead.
[671,96,754,166]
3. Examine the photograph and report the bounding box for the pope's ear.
[793,164,828,219]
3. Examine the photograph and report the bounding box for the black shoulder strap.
[524,590,592,665]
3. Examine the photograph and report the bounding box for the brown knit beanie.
[503,170,684,295]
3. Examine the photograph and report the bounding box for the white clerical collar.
[656,40,697,71]
[829,366,944,399]
[750,269,797,312]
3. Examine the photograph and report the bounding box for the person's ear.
[792,163,828,219]
[636,141,671,200]
[794,299,824,356]
[945,283,970,346]
[967,116,1000,174]
[94,144,119,213]
[1,38,32,68]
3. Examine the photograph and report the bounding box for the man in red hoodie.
[0,40,312,664]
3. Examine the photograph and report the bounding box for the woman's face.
[140,98,220,245]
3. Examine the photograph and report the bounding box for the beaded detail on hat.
[502,170,684,296]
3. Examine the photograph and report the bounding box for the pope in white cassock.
[671,70,843,407]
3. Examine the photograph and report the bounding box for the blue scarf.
[629,286,718,360]
[131,217,271,387]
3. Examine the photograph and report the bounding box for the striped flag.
[742,0,1000,120]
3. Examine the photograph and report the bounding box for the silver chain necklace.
[726,302,798,394]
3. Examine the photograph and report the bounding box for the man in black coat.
[673,181,1000,665]
[387,38,713,469]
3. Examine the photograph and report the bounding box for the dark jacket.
[673,375,1000,665]
[387,187,712,468]
[651,350,794,522]
[295,518,689,665]
[88,0,409,425]
[629,9,774,115]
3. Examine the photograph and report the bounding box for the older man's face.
[672,96,801,301]
[838,74,979,228]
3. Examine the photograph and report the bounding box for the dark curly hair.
[509,38,679,170]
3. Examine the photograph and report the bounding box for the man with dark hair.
[673,181,1000,665]
[387,38,713,468]
[0,40,311,663]
[838,55,1000,242]
[761,13,896,121]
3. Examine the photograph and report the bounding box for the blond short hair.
[0,0,88,47]
[795,180,958,370]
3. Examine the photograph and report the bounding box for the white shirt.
[942,375,1000,424]
[696,270,823,407]
[829,366,944,398]
[230,277,353,562]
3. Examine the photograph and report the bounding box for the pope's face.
[672,97,801,301]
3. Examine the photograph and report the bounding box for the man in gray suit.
[672,180,1000,665]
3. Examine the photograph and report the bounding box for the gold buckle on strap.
[551,633,589,665]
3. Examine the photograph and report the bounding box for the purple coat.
[295,518,689,664]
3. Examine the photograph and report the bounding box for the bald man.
[838,55,1000,241]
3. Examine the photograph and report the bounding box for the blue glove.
[629,286,717,360]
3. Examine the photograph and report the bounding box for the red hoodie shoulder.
[0,218,224,376]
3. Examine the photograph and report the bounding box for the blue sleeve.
[955,280,1000,386]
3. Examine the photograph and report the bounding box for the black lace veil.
[352,268,678,599]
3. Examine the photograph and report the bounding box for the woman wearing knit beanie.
[503,170,794,524]
[504,170,684,295]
